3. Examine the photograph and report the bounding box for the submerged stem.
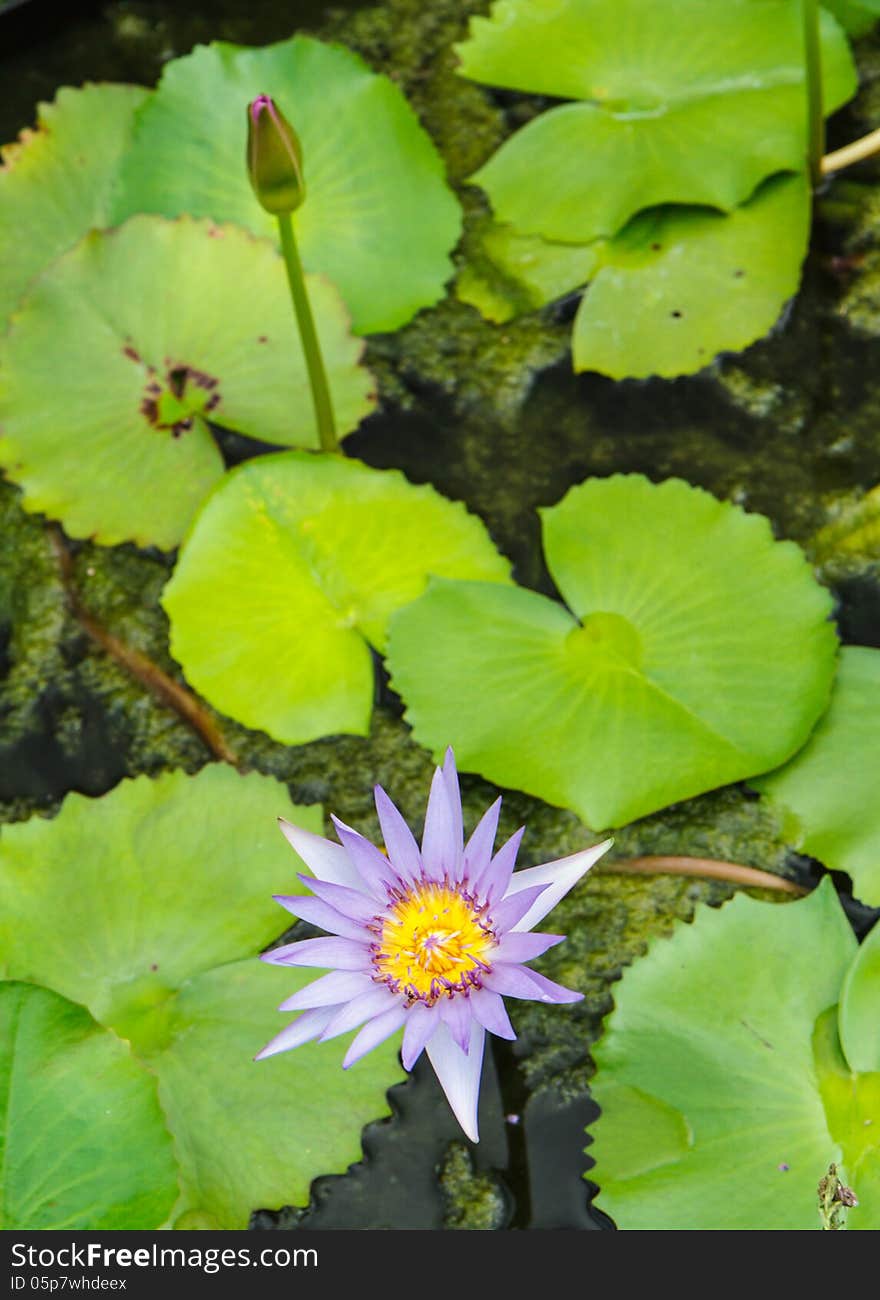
[822,127,880,176]
[48,527,238,766]
[276,211,338,455]
[803,0,824,189]
[602,855,807,896]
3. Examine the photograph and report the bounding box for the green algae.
[0,482,68,754]
[440,1142,509,1229]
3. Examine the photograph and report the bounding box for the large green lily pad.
[0,765,319,1037]
[0,766,404,1227]
[387,474,838,829]
[457,0,854,244]
[112,36,461,334]
[460,165,811,378]
[840,918,880,1074]
[0,982,177,1230]
[153,960,402,1227]
[590,878,880,1230]
[0,84,150,330]
[572,173,811,378]
[753,647,880,907]
[162,451,512,746]
[454,0,855,377]
[0,215,374,550]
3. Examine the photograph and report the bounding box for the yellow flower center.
[372,882,496,1004]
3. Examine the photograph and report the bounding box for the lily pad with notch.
[459,163,812,377]
[589,878,880,1229]
[161,451,513,746]
[386,474,838,829]
[573,172,812,378]
[456,0,855,245]
[454,0,856,376]
[0,765,405,1228]
[0,214,375,550]
[111,35,462,335]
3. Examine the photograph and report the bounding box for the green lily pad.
[461,170,811,378]
[589,878,880,1230]
[0,765,321,1041]
[0,84,150,330]
[457,221,599,324]
[753,647,880,907]
[455,0,854,376]
[0,982,178,1230]
[0,214,374,550]
[0,766,404,1228]
[112,36,461,334]
[161,451,512,746]
[387,474,838,829]
[816,1008,880,1227]
[839,918,880,1074]
[458,0,853,245]
[573,173,811,378]
[153,960,400,1228]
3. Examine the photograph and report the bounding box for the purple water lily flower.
[257,749,611,1141]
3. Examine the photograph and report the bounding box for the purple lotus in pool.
[257,749,611,1141]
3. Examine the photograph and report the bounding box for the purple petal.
[261,936,370,970]
[442,749,465,882]
[462,798,501,889]
[484,963,582,1004]
[519,968,583,1004]
[482,963,546,1000]
[468,987,516,1041]
[490,882,551,935]
[254,1006,335,1060]
[272,893,367,942]
[297,873,380,925]
[331,815,399,899]
[320,986,401,1041]
[374,785,422,884]
[478,827,525,904]
[342,1004,407,1068]
[491,931,564,964]
[421,766,459,881]
[425,1019,485,1143]
[278,818,361,891]
[501,838,613,932]
[440,993,472,1052]
[277,969,373,1012]
[401,1002,441,1070]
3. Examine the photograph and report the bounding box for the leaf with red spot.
[0,215,375,549]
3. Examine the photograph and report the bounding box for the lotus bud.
[246,95,305,214]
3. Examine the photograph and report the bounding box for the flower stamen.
[372,880,495,1006]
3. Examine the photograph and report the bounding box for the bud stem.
[803,0,824,190]
[276,211,338,455]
